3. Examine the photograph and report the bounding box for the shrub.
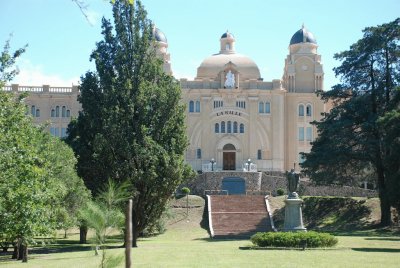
[181,187,190,195]
[276,188,285,196]
[250,231,338,248]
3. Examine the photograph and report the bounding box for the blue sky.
[1,0,399,90]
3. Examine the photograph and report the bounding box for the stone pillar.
[283,198,307,232]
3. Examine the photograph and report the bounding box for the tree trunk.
[17,242,24,260]
[80,225,88,244]
[21,244,28,263]
[64,229,67,239]
[131,210,139,248]
[377,165,392,226]
[2,245,8,252]
[132,229,139,248]
[12,243,19,259]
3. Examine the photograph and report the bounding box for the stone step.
[208,195,272,238]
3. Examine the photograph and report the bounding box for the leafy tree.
[0,38,90,261]
[301,18,400,226]
[67,0,194,247]
[0,37,26,87]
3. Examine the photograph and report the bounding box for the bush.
[250,231,338,248]
[276,188,285,196]
[181,187,190,195]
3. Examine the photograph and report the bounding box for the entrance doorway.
[223,144,236,170]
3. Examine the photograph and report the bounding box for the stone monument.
[283,168,307,232]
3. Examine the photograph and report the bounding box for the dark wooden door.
[223,152,236,170]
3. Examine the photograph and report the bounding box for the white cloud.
[11,58,79,86]
[173,70,195,80]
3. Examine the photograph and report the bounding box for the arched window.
[196,148,202,159]
[189,101,194,113]
[62,106,66,117]
[66,109,70,117]
[240,123,244,133]
[36,109,40,117]
[55,106,60,117]
[31,105,36,116]
[195,101,200,112]
[233,121,238,133]
[226,43,230,50]
[298,104,304,116]
[215,123,219,133]
[306,104,312,116]
[265,102,271,114]
[227,121,232,133]
[258,102,264,113]
[221,121,226,133]
[51,109,55,118]
[257,149,262,160]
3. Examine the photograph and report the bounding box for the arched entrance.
[222,177,245,195]
[223,143,236,170]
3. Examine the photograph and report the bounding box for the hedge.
[250,231,338,248]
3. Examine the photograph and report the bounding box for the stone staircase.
[207,195,274,238]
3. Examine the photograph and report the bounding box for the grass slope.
[270,196,383,231]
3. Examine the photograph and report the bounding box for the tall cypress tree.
[301,18,400,226]
[67,0,193,246]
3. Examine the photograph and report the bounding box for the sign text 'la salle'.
[216,110,242,117]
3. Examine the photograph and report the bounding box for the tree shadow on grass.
[352,248,400,253]
[364,237,400,241]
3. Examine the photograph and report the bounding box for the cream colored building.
[182,26,327,172]
[4,26,329,173]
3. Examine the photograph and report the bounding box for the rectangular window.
[265,102,270,114]
[214,100,223,108]
[54,127,59,137]
[258,102,264,113]
[298,127,304,141]
[61,128,67,138]
[306,127,312,141]
[196,148,202,159]
[257,149,262,160]
[236,101,246,109]
[50,127,55,136]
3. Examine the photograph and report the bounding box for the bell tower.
[153,26,172,75]
[283,25,323,93]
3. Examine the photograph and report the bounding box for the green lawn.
[1,223,399,267]
[1,197,399,268]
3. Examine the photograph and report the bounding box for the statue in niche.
[224,70,235,88]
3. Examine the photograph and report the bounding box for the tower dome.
[289,25,316,45]
[153,27,167,43]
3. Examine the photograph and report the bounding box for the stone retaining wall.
[187,172,377,198]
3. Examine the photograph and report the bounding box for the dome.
[290,25,316,45]
[153,27,167,43]
[221,31,234,39]
[197,53,261,80]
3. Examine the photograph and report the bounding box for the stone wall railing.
[2,84,79,94]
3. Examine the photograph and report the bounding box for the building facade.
[4,26,329,173]
[183,26,328,172]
